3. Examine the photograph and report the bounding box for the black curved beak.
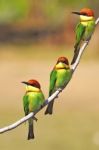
[21,81,28,85]
[72,12,81,15]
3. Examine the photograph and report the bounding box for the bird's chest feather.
[81,21,88,26]
[56,69,70,87]
[27,92,43,111]
[81,21,95,40]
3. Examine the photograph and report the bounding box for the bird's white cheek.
[26,85,40,92]
[80,15,93,21]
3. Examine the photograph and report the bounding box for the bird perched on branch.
[71,8,95,65]
[22,79,45,140]
[45,57,72,115]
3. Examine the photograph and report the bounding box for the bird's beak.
[21,81,28,85]
[72,12,81,15]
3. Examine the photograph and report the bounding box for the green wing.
[23,94,29,115]
[71,23,86,65]
[49,69,57,96]
[75,22,86,49]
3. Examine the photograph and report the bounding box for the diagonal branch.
[0,17,99,134]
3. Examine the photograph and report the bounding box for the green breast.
[56,69,72,88]
[84,20,95,40]
[24,92,44,113]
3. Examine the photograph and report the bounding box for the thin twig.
[71,41,88,71]
[0,17,99,134]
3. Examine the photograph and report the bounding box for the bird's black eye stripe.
[81,13,87,16]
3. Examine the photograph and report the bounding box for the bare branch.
[0,17,99,134]
[71,41,88,71]
[95,17,99,25]
[0,113,34,133]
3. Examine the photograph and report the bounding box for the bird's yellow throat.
[55,62,69,69]
[80,15,94,26]
[26,85,40,92]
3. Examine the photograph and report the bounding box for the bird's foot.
[58,88,63,92]
[55,95,58,99]
[85,36,91,42]
[33,116,38,122]
[40,104,44,109]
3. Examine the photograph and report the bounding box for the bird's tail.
[71,44,80,65]
[45,100,54,115]
[28,119,34,140]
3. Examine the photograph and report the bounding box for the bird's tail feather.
[28,119,34,140]
[71,44,80,65]
[45,100,54,115]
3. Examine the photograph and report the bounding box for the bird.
[22,79,45,140]
[71,8,95,65]
[45,56,72,115]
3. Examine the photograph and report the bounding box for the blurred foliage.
[0,0,98,26]
[88,0,99,16]
[36,0,88,26]
[0,0,98,46]
[0,0,29,24]
[43,0,67,26]
[44,0,87,7]
[0,0,89,24]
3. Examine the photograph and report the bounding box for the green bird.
[22,79,45,140]
[71,8,95,65]
[45,57,72,115]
